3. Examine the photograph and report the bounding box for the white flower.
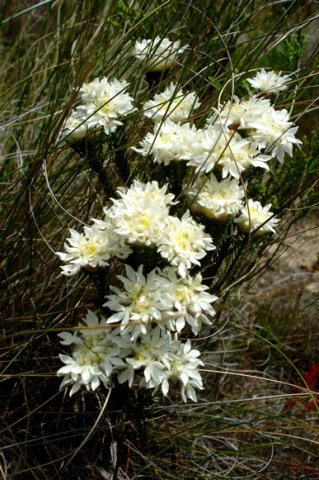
[159,268,218,334]
[158,211,215,277]
[247,69,290,95]
[187,173,245,221]
[235,199,279,235]
[76,77,136,134]
[208,95,271,130]
[216,136,271,179]
[187,127,270,178]
[184,126,222,173]
[249,107,301,163]
[132,119,197,166]
[118,326,172,389]
[108,180,176,247]
[56,221,131,276]
[105,265,217,337]
[59,110,93,143]
[209,97,301,164]
[110,206,166,247]
[167,339,204,402]
[134,36,186,72]
[143,83,200,122]
[104,265,169,339]
[114,179,176,212]
[118,326,204,402]
[57,310,125,396]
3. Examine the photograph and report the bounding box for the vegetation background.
[0,0,319,478]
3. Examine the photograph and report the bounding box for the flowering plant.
[3,2,319,477]
[55,55,302,404]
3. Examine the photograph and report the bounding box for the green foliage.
[282,29,306,70]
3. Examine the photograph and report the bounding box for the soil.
[251,210,319,303]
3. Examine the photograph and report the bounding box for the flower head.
[209,97,301,164]
[187,174,245,221]
[132,119,197,166]
[57,310,125,396]
[159,268,218,334]
[108,180,176,247]
[247,69,290,95]
[249,107,301,163]
[56,221,131,276]
[77,77,136,135]
[143,83,200,122]
[134,36,186,72]
[187,127,270,178]
[118,326,204,402]
[104,265,169,340]
[167,338,204,402]
[208,95,271,130]
[118,326,172,388]
[158,211,215,277]
[235,199,279,235]
[59,110,92,143]
[184,126,222,173]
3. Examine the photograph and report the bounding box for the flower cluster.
[60,77,136,142]
[134,93,299,181]
[133,125,274,231]
[104,265,217,339]
[132,67,301,232]
[235,199,279,235]
[57,180,217,401]
[118,328,204,402]
[57,311,127,396]
[57,40,302,404]
[209,94,301,164]
[106,180,176,247]
[58,312,205,402]
[57,180,215,278]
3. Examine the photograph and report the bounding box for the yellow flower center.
[80,241,98,257]
[176,231,191,250]
[136,212,151,232]
[135,299,151,313]
[95,98,110,114]
[135,351,147,361]
[130,284,144,302]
